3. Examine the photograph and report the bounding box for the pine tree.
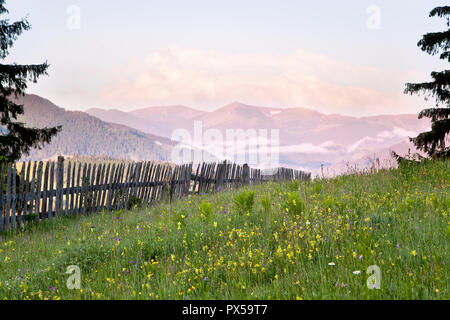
[0,0,61,163]
[404,6,450,159]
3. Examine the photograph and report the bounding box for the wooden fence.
[0,157,310,232]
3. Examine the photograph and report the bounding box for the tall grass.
[0,159,448,300]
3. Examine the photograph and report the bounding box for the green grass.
[0,159,448,300]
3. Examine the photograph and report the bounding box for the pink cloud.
[100,45,421,115]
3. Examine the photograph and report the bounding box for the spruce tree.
[0,0,61,163]
[404,6,450,159]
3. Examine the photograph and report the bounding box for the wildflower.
[353,270,361,275]
[410,250,417,257]
[204,277,208,281]
[358,255,363,260]
[49,286,55,292]
[328,262,335,266]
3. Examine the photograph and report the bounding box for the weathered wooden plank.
[48,161,55,219]
[154,164,163,202]
[169,165,177,201]
[99,163,109,210]
[65,161,71,216]
[139,162,149,201]
[132,162,142,199]
[120,163,131,210]
[119,163,129,210]
[114,163,125,210]
[184,164,190,196]
[75,162,83,215]
[71,162,77,213]
[105,163,115,211]
[151,164,160,202]
[209,163,216,192]
[99,163,107,210]
[149,164,159,203]
[110,163,120,210]
[5,164,12,231]
[191,163,200,195]
[131,162,140,199]
[200,163,208,194]
[79,163,87,215]
[157,165,166,202]
[28,162,37,218]
[88,163,95,213]
[201,164,208,194]
[200,164,208,194]
[17,162,26,222]
[160,165,171,202]
[0,163,4,231]
[94,163,103,211]
[207,163,216,193]
[161,165,170,201]
[35,162,43,220]
[178,165,185,198]
[11,164,17,230]
[55,157,64,216]
[145,163,156,202]
[175,165,182,198]
[180,164,186,197]
[23,162,31,217]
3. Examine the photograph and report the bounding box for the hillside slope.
[11,94,175,162]
[0,159,447,300]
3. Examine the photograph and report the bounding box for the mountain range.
[13,94,174,162]
[86,102,430,171]
[8,94,430,173]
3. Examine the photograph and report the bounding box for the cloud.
[348,136,384,153]
[376,127,419,139]
[100,45,414,115]
[279,141,343,154]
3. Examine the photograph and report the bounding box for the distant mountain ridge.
[6,94,429,170]
[13,94,175,162]
[86,101,430,170]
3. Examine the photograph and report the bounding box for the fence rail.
[0,157,310,232]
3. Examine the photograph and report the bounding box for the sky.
[4,0,449,116]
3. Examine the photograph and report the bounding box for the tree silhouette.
[0,0,61,163]
[404,6,450,159]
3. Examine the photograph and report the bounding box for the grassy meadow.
[0,159,448,300]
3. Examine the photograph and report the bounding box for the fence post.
[216,161,227,191]
[55,156,64,216]
[243,164,250,186]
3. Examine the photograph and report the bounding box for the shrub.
[233,190,255,215]
[287,180,301,192]
[313,184,323,195]
[261,196,272,214]
[199,200,213,219]
[283,192,305,215]
[128,196,144,209]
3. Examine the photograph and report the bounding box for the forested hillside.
[11,94,174,162]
